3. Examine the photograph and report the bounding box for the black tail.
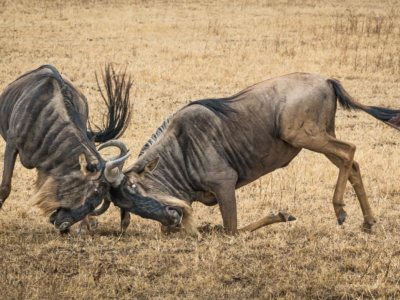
[88,64,133,143]
[328,79,400,129]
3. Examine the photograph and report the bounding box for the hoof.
[161,225,181,235]
[90,219,98,228]
[76,228,89,235]
[214,224,224,232]
[279,211,296,222]
[59,222,71,231]
[337,213,347,225]
[362,220,376,233]
[198,223,211,233]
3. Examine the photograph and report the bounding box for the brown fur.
[119,73,400,235]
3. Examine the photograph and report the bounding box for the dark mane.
[12,65,64,87]
[139,111,177,157]
[187,97,238,120]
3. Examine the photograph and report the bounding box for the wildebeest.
[0,65,182,232]
[106,73,400,236]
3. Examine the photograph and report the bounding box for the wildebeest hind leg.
[0,140,18,209]
[348,161,376,231]
[285,133,355,225]
[325,155,376,231]
[239,212,296,232]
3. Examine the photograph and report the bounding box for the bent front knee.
[351,161,361,173]
[348,143,356,160]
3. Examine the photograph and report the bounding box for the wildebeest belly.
[234,140,301,189]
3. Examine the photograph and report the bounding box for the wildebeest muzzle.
[109,183,183,228]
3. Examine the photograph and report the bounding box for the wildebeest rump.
[0,64,133,232]
[109,73,400,236]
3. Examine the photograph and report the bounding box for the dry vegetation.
[1,0,400,298]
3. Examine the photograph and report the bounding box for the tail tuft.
[88,64,133,143]
[365,106,400,126]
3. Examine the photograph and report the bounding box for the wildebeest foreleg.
[0,141,18,209]
[120,209,130,232]
[161,223,223,235]
[214,182,238,235]
[76,215,91,234]
[163,211,296,235]
[239,211,296,232]
[325,155,376,231]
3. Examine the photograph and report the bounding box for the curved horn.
[90,196,112,216]
[98,140,129,158]
[98,140,130,172]
[108,153,131,169]
[104,153,131,185]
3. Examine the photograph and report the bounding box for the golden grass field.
[1,0,400,298]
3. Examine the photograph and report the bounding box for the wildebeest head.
[99,141,187,229]
[33,140,131,229]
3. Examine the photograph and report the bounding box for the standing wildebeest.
[0,65,183,232]
[105,73,400,236]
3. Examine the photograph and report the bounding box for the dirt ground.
[1,0,400,299]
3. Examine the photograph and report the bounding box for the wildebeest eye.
[93,188,99,196]
[126,184,137,195]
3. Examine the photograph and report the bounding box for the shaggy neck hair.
[138,111,177,157]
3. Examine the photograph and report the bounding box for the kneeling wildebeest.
[0,65,183,233]
[106,73,400,236]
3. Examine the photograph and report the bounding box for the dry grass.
[1,0,400,298]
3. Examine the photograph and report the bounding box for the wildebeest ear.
[79,153,91,176]
[141,157,160,176]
